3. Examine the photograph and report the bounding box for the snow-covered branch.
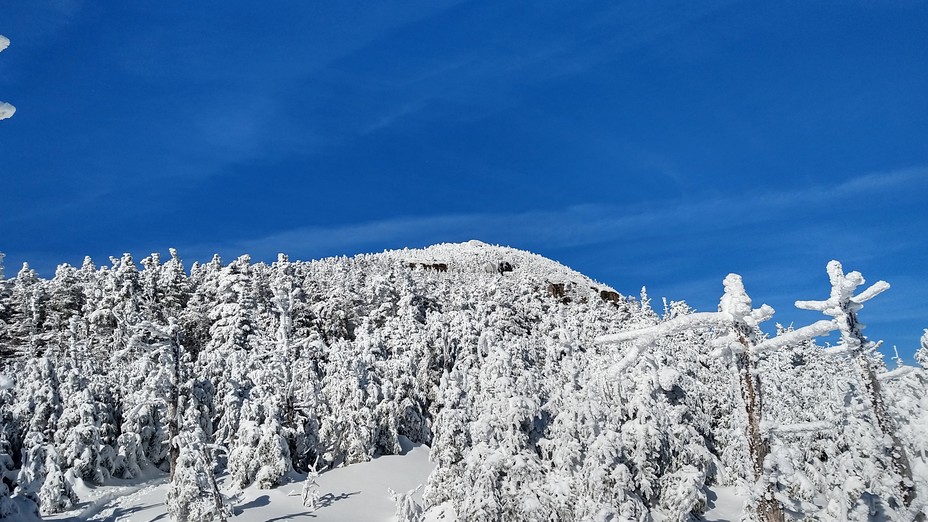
[753,320,836,353]
[794,299,830,312]
[851,280,890,304]
[594,312,727,345]
[877,366,915,382]
[764,421,834,435]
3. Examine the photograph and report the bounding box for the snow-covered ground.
[701,486,748,522]
[36,441,756,522]
[46,438,434,522]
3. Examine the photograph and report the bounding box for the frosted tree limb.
[822,345,851,356]
[794,299,830,312]
[753,320,836,353]
[594,312,728,345]
[877,366,915,381]
[851,280,890,304]
[763,421,834,435]
[597,312,731,376]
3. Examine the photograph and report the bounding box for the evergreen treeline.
[0,242,926,521]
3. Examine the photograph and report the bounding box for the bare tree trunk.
[168,326,181,479]
[841,303,917,508]
[204,447,227,522]
[816,262,920,509]
[736,343,785,522]
[736,353,785,522]
[854,351,916,508]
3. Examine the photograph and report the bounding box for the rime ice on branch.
[596,274,787,522]
[795,260,917,508]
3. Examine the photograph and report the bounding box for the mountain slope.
[0,242,926,521]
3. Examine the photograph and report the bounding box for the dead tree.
[168,320,182,479]
[796,261,916,508]
[596,274,786,522]
[719,275,785,522]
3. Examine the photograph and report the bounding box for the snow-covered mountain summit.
[361,239,621,301]
[388,239,605,282]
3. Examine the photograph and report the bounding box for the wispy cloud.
[185,165,926,264]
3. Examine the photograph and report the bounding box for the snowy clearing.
[45,439,433,522]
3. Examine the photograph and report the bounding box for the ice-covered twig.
[599,273,777,374]
[794,299,830,312]
[752,320,836,353]
[878,366,915,382]
[822,345,851,356]
[594,312,727,345]
[763,421,833,435]
[795,260,890,353]
[597,312,730,376]
[852,280,890,304]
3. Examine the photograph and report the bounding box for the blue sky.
[1,1,926,359]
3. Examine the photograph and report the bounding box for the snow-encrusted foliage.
[165,431,228,522]
[0,437,16,518]
[916,330,928,370]
[0,242,925,521]
[36,446,76,515]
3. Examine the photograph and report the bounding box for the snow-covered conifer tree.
[36,446,76,514]
[166,431,228,522]
[203,255,259,452]
[13,356,63,506]
[114,319,186,478]
[0,436,16,518]
[916,329,928,370]
[41,264,85,348]
[390,485,424,522]
[6,263,46,358]
[55,384,111,484]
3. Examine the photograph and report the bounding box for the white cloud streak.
[198,166,926,263]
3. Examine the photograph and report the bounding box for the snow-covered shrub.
[166,431,228,522]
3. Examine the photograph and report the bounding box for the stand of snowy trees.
[0,241,926,521]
